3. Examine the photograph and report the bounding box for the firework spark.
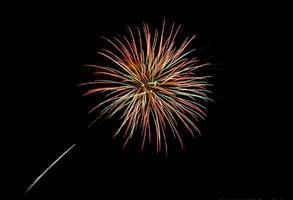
[82,20,211,154]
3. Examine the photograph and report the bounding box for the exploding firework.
[81,20,211,154]
[24,20,212,195]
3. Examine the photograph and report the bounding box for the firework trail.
[25,144,76,193]
[82,20,211,154]
[24,20,211,195]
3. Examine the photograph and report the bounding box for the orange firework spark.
[81,20,212,154]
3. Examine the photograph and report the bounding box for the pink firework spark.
[82,20,212,154]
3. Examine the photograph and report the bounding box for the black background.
[11,2,289,199]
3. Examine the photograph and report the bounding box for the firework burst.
[81,20,211,154]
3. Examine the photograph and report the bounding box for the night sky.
[12,2,288,199]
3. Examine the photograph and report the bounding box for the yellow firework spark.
[82,20,212,154]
